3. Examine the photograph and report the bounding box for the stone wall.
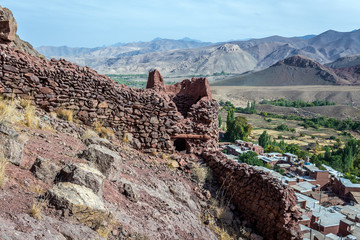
[0,45,218,154]
[203,151,302,240]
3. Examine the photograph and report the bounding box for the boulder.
[80,144,121,180]
[30,157,61,183]
[122,183,137,202]
[56,163,105,197]
[83,137,116,151]
[48,182,110,229]
[0,124,24,166]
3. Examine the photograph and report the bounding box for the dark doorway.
[174,138,187,152]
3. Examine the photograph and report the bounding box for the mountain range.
[36,29,360,76]
[212,55,360,86]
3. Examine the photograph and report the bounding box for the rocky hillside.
[36,29,360,76]
[0,102,239,240]
[90,43,258,76]
[326,54,360,68]
[0,5,304,240]
[212,55,360,86]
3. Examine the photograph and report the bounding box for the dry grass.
[100,127,115,139]
[192,163,212,184]
[29,185,45,196]
[0,154,8,189]
[201,212,234,240]
[96,226,111,238]
[20,98,32,108]
[93,121,115,139]
[161,153,168,160]
[56,108,73,122]
[82,128,99,139]
[24,104,39,128]
[0,96,50,130]
[0,97,22,124]
[122,134,130,143]
[29,200,42,220]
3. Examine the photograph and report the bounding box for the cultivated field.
[212,85,360,120]
[219,111,353,153]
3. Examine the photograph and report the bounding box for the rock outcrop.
[0,5,43,58]
[56,163,105,197]
[30,157,61,183]
[48,182,111,230]
[203,151,302,240]
[0,6,17,42]
[0,124,24,166]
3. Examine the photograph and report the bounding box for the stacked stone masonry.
[0,45,218,154]
[0,44,303,239]
[203,151,303,240]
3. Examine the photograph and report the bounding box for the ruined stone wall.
[0,45,218,153]
[203,151,302,240]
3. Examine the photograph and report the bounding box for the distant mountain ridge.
[212,55,360,86]
[36,29,360,75]
[37,38,214,59]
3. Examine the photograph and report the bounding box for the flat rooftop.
[312,205,346,228]
[296,192,319,210]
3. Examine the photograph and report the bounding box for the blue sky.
[2,0,360,47]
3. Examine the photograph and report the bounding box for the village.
[222,140,360,240]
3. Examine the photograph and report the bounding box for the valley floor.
[211,85,360,120]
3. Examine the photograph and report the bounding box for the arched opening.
[174,138,187,152]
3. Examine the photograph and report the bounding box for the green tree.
[258,131,271,148]
[226,108,235,130]
[226,116,252,142]
[238,151,263,166]
[218,115,222,128]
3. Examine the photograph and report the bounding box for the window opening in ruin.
[174,138,187,152]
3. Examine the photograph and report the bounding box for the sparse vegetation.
[191,163,212,184]
[275,124,289,131]
[82,128,99,139]
[0,97,22,124]
[0,154,8,189]
[56,108,74,122]
[260,98,335,108]
[161,153,168,160]
[93,121,115,139]
[29,200,42,220]
[107,74,148,88]
[24,104,39,128]
[122,133,130,143]
[220,100,257,114]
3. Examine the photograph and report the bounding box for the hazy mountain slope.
[308,29,360,60]
[36,46,100,58]
[212,55,350,86]
[333,65,360,85]
[37,38,214,59]
[36,29,360,75]
[326,54,360,68]
[92,43,257,75]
